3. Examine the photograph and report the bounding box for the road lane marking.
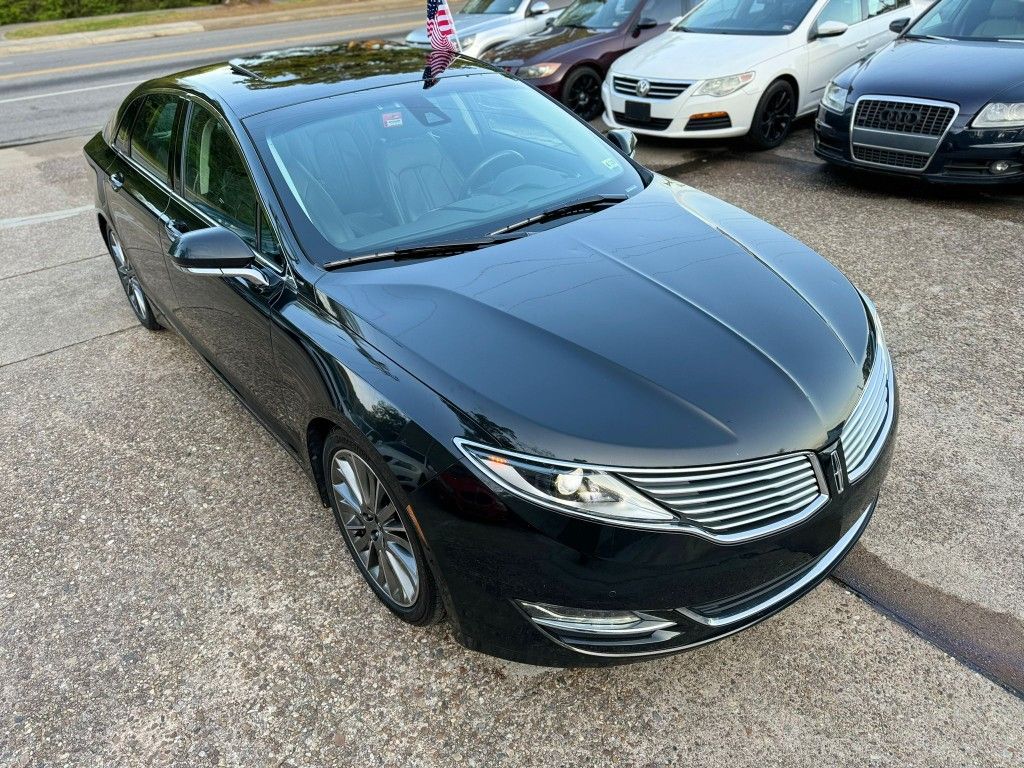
[0,205,94,229]
[0,79,140,105]
[0,20,416,82]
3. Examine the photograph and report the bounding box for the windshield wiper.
[906,33,952,41]
[490,194,628,236]
[323,233,526,270]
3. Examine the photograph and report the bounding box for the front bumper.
[602,78,759,139]
[814,103,1024,184]
[409,394,898,667]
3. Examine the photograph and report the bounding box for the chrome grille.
[621,454,827,543]
[612,75,691,99]
[854,98,956,136]
[852,145,929,170]
[842,343,894,482]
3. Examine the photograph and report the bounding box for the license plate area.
[624,100,651,122]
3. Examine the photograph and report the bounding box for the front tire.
[562,66,604,121]
[105,224,162,331]
[745,79,797,150]
[323,429,443,626]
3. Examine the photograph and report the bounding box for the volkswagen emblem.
[636,79,651,98]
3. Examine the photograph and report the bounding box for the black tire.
[104,224,162,331]
[745,79,797,150]
[322,428,444,626]
[561,66,604,121]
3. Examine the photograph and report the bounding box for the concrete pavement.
[0,125,1022,766]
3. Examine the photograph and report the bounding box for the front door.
[161,99,287,427]
[105,93,181,317]
[804,0,872,111]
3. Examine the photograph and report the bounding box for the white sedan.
[603,0,928,148]
[405,0,568,58]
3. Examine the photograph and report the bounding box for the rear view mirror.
[889,17,911,33]
[815,20,849,38]
[169,226,269,287]
[606,128,638,158]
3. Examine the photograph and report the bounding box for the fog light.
[990,160,1012,174]
[518,601,676,638]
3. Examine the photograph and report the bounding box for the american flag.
[426,0,461,53]
[423,48,458,89]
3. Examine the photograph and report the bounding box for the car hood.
[845,38,1024,114]
[314,178,870,467]
[406,14,517,44]
[611,31,793,80]
[486,25,612,65]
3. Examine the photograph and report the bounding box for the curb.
[0,0,421,56]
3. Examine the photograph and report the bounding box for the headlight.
[821,81,849,114]
[518,62,561,79]
[972,102,1024,129]
[695,71,755,97]
[455,440,675,526]
[459,35,477,49]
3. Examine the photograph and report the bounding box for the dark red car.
[483,0,697,120]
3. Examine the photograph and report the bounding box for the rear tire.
[105,224,162,331]
[562,66,604,121]
[745,79,797,150]
[323,429,444,626]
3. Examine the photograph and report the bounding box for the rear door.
[805,0,871,111]
[161,98,288,424]
[105,92,182,316]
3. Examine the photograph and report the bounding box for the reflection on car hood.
[845,38,1024,113]
[406,14,520,44]
[611,31,793,80]
[315,177,870,467]
[486,25,608,65]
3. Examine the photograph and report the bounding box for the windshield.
[462,0,520,13]
[246,75,645,264]
[558,0,642,29]
[675,0,818,35]
[907,0,1024,41]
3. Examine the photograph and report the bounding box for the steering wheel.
[462,150,525,194]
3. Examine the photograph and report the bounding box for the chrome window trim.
[454,437,831,544]
[849,94,960,174]
[108,87,292,279]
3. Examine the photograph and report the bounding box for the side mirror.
[634,17,659,34]
[814,20,849,39]
[606,128,637,158]
[889,17,910,33]
[169,226,269,288]
[527,0,550,16]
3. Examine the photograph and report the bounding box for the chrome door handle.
[110,173,124,192]
[856,41,870,49]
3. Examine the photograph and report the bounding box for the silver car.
[405,0,567,58]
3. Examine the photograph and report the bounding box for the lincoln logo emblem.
[636,79,651,97]
[829,447,845,495]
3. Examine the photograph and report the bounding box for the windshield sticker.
[603,157,622,171]
[382,111,404,128]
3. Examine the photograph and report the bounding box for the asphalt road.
[0,5,424,147]
[1,6,1023,766]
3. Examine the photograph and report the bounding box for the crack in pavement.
[0,252,105,283]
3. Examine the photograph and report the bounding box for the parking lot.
[2,119,1022,766]
[2,4,1024,763]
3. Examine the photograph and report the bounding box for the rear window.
[129,93,179,183]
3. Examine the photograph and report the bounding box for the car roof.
[156,41,502,119]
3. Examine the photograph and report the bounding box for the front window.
[461,0,521,12]
[558,0,642,29]
[675,0,818,35]
[907,0,1024,41]
[246,75,645,264]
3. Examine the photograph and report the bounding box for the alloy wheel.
[759,88,794,144]
[330,449,420,608]
[568,73,602,121]
[108,228,148,321]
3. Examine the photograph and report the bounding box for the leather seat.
[972,0,1024,37]
[378,135,465,225]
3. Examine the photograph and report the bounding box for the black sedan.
[815,0,1024,184]
[85,43,897,666]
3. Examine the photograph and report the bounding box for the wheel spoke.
[384,542,417,604]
